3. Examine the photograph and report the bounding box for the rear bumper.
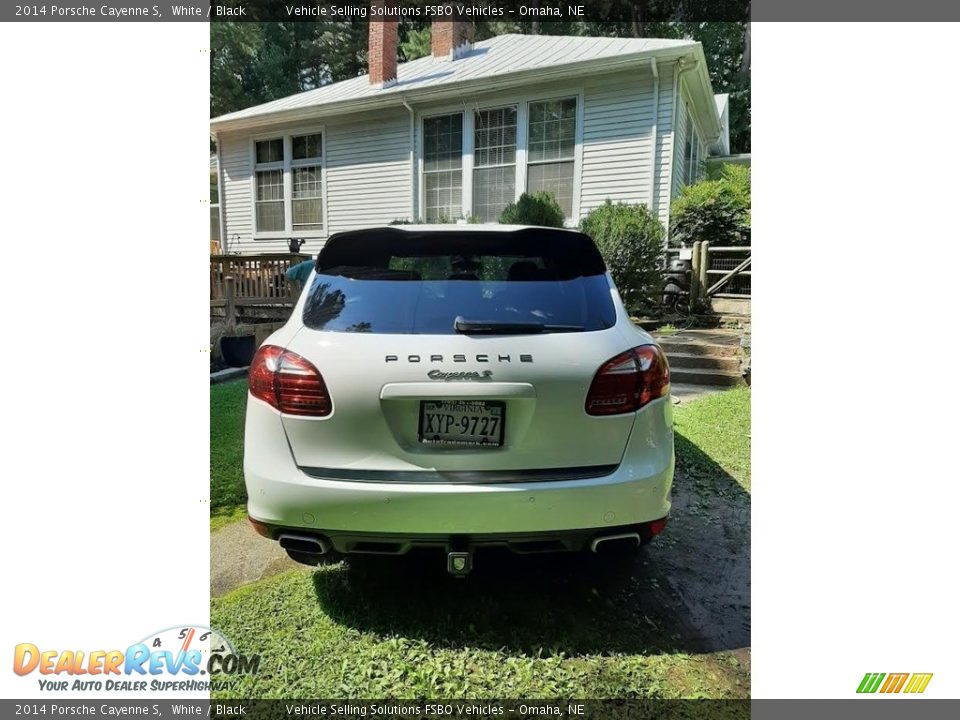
[253,519,668,555]
[243,395,673,538]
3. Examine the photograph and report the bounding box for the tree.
[399,23,432,61]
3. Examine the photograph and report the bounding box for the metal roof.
[211,34,699,128]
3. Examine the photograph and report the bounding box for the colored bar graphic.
[858,672,932,694]
[903,673,933,694]
[857,673,885,693]
[880,673,908,693]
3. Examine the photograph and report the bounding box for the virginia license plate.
[418,400,505,447]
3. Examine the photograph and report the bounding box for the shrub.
[579,201,664,308]
[670,164,751,247]
[498,192,565,228]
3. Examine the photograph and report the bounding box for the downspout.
[214,132,226,253]
[648,58,659,215]
[402,98,416,222]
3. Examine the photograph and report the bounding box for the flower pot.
[220,335,256,368]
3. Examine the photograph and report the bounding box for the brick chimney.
[368,17,398,87]
[432,21,474,60]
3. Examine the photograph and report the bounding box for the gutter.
[649,58,659,215]
[402,98,416,221]
[210,46,697,134]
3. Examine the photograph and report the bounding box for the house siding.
[217,110,411,254]
[218,63,694,253]
[218,131,255,253]
[325,110,411,232]
[580,68,670,231]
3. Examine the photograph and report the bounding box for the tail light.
[248,345,332,417]
[585,345,670,415]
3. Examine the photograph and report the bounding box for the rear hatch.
[280,227,638,473]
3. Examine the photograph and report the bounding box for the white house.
[209,21,728,255]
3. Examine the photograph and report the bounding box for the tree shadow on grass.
[310,430,749,657]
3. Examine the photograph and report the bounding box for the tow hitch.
[446,550,473,577]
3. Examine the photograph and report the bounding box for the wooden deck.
[210,253,309,308]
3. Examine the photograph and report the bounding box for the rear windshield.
[302,228,616,335]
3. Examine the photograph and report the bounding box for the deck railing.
[210,253,310,307]
[664,243,751,305]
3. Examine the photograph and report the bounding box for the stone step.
[671,367,745,387]
[656,338,742,358]
[666,352,741,372]
[717,315,751,329]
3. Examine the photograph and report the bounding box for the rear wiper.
[454,316,584,335]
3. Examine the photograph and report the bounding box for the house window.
[291,133,323,231]
[423,114,463,223]
[527,98,576,217]
[685,114,699,184]
[473,106,517,222]
[253,132,324,235]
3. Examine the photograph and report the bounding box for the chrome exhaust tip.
[278,533,330,556]
[590,532,641,553]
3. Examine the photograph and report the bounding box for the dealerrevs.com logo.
[857,672,933,694]
[13,625,259,693]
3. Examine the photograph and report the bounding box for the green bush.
[670,164,751,247]
[579,200,664,308]
[498,192,565,227]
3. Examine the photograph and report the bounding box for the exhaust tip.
[278,533,330,556]
[590,533,641,553]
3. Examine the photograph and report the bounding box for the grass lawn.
[210,380,249,531]
[211,566,746,698]
[673,387,751,492]
[209,385,751,699]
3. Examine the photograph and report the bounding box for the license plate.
[418,400,505,448]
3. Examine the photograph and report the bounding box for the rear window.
[302,228,616,335]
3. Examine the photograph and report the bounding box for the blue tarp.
[286,259,314,284]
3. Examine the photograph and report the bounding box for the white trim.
[515,101,528,197]
[462,109,474,219]
[213,134,226,251]
[648,59,659,213]
[403,99,416,222]
[572,89,584,226]
[249,125,328,241]
[664,60,681,245]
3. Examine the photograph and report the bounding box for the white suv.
[243,225,673,574]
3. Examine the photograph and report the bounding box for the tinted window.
[302,228,615,335]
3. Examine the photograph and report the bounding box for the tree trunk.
[740,21,751,78]
[631,2,645,38]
